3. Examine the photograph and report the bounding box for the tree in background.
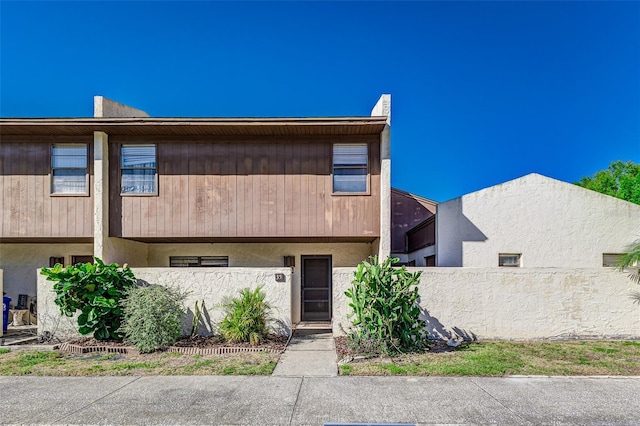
[576,162,640,301]
[575,161,640,205]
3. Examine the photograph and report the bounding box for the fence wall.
[333,267,640,340]
[37,267,292,340]
[38,265,640,341]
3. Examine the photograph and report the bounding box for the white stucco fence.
[38,265,640,341]
[333,267,640,340]
[37,267,292,341]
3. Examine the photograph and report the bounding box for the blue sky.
[1,1,639,202]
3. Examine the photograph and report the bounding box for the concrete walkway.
[1,376,639,425]
[272,324,337,377]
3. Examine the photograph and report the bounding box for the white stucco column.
[92,95,150,266]
[371,94,391,260]
[93,131,109,262]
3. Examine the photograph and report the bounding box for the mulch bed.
[60,335,288,356]
[335,336,460,361]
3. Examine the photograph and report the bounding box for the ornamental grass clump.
[345,256,427,356]
[120,285,187,353]
[219,286,272,346]
[40,257,137,341]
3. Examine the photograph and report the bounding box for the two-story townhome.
[0,95,391,325]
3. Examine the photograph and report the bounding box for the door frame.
[300,255,332,322]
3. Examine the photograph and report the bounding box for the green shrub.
[219,286,272,346]
[40,257,137,340]
[120,285,187,353]
[345,256,427,356]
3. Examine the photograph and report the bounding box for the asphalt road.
[1,376,639,425]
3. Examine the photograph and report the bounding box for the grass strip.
[339,340,640,376]
[0,349,279,376]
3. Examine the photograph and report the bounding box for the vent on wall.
[603,254,623,267]
[499,253,521,267]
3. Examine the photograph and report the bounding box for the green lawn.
[339,340,640,376]
[3,340,639,377]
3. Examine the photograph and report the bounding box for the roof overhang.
[0,117,388,137]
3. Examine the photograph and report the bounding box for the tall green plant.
[40,258,137,340]
[191,300,206,338]
[345,256,426,355]
[618,239,640,285]
[120,285,187,353]
[219,286,272,346]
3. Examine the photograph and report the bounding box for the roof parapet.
[94,96,149,118]
[371,94,391,125]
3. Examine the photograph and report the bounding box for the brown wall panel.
[391,189,436,253]
[0,140,94,239]
[407,217,436,253]
[109,137,381,239]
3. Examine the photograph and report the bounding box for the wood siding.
[391,189,436,253]
[407,216,436,253]
[109,137,381,239]
[0,139,94,240]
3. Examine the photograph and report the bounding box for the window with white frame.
[603,254,623,267]
[170,256,229,267]
[499,253,521,267]
[121,144,157,194]
[333,143,368,193]
[51,144,88,194]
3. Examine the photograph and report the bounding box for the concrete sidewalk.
[272,326,337,377]
[1,376,639,425]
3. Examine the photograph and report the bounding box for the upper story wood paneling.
[0,137,94,240]
[109,136,381,240]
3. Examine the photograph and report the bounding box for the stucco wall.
[94,96,149,118]
[147,242,373,323]
[436,174,640,267]
[333,267,640,339]
[37,271,78,339]
[38,267,292,340]
[103,238,149,267]
[0,243,93,303]
[371,94,391,259]
[408,245,436,266]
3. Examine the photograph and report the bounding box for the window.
[425,255,436,267]
[333,143,368,193]
[499,253,521,267]
[121,144,157,194]
[71,255,94,265]
[51,144,88,194]
[603,254,623,267]
[170,256,229,267]
[49,257,65,267]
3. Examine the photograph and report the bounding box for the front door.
[301,255,332,321]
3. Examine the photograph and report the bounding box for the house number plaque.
[274,273,286,282]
